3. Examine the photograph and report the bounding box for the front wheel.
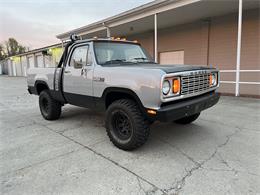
[39,90,61,120]
[105,99,150,150]
[174,113,200,124]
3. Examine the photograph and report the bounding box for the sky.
[0,0,153,49]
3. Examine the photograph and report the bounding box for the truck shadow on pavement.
[53,105,210,150]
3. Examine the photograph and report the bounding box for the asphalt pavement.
[0,76,259,195]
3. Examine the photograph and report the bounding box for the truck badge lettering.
[93,77,105,82]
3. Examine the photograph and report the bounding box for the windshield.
[94,42,155,65]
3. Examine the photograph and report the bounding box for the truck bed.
[27,67,56,90]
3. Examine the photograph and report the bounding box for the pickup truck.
[27,36,220,150]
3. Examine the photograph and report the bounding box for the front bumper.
[151,91,220,122]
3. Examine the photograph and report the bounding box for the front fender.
[93,66,165,109]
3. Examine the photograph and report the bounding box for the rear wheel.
[105,99,150,150]
[174,113,200,124]
[39,90,61,120]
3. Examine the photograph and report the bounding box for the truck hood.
[106,63,214,74]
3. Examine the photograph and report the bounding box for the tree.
[0,44,7,61]
[0,38,27,60]
[5,38,26,56]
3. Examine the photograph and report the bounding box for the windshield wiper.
[133,57,148,61]
[103,59,125,64]
[131,57,156,64]
[103,59,136,65]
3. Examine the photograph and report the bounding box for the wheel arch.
[35,80,50,95]
[102,87,146,112]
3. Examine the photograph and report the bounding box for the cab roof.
[71,38,140,45]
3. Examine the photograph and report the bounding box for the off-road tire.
[39,90,61,120]
[174,113,200,124]
[105,99,150,150]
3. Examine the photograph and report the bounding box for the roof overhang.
[56,0,201,40]
[56,0,259,40]
[8,43,62,58]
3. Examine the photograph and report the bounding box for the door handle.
[64,70,71,74]
[81,68,87,76]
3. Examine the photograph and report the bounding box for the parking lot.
[0,76,259,195]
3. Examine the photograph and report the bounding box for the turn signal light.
[172,78,180,94]
[209,73,217,87]
[147,109,157,115]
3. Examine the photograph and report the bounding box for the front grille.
[181,72,210,95]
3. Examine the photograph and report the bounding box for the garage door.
[36,55,44,68]
[28,56,34,68]
[44,55,52,68]
[159,50,184,65]
[14,59,23,76]
[8,60,13,76]
[21,56,27,76]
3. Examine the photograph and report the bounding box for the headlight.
[162,80,170,95]
[209,73,218,87]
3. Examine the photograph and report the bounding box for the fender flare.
[34,80,49,95]
[102,87,146,112]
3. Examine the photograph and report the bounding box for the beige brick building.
[2,0,259,97]
[56,0,260,97]
[127,8,259,97]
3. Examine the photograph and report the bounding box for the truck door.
[63,44,94,108]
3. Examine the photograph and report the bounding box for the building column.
[106,27,111,38]
[102,22,111,38]
[235,0,243,96]
[154,13,158,63]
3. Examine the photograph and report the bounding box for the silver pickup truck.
[27,36,220,150]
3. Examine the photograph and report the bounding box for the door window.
[87,50,93,65]
[70,45,89,69]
